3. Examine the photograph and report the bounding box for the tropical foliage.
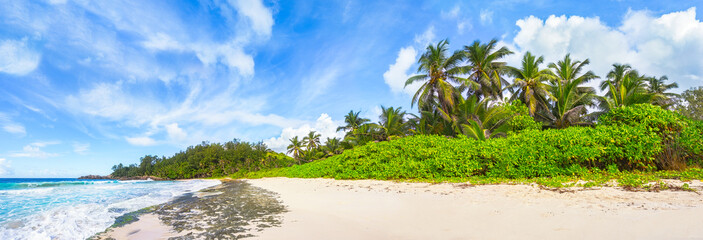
[110,37,702,182]
[111,140,295,179]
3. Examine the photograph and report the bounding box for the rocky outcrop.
[77,175,168,181]
[115,176,168,181]
[78,175,113,179]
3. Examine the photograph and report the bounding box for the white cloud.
[10,141,60,158]
[383,46,420,95]
[0,38,41,75]
[480,9,493,25]
[66,81,304,146]
[414,26,436,47]
[0,113,26,136]
[141,32,184,51]
[503,7,703,92]
[73,143,90,155]
[0,158,11,176]
[2,124,26,135]
[125,136,158,146]
[264,113,346,154]
[229,0,274,37]
[165,123,187,141]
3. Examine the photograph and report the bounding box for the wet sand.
[96,181,286,239]
[100,178,703,240]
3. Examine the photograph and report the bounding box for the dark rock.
[78,175,114,180]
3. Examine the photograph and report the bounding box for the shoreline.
[95,179,286,239]
[99,177,703,240]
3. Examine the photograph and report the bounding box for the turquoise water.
[0,178,220,240]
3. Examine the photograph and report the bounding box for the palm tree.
[343,124,377,147]
[302,131,321,151]
[323,137,343,156]
[286,136,304,163]
[408,108,455,136]
[507,52,554,116]
[542,54,598,128]
[376,106,409,141]
[405,39,465,114]
[462,39,513,99]
[597,65,653,114]
[443,95,512,141]
[600,64,633,92]
[336,110,370,134]
[646,75,679,109]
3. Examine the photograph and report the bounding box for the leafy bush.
[258,124,662,180]
[680,119,703,165]
[598,104,683,133]
[504,100,542,133]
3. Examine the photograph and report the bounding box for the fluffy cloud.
[0,158,11,176]
[10,141,60,158]
[229,0,274,37]
[264,114,346,154]
[165,123,187,141]
[503,7,703,92]
[0,38,41,75]
[383,46,419,95]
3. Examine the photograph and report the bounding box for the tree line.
[287,38,701,162]
[110,140,295,179]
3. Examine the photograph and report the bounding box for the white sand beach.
[246,178,703,240]
[102,178,703,240]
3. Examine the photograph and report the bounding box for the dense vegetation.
[110,38,702,184]
[246,104,702,181]
[110,140,295,179]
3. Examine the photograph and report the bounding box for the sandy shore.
[246,178,703,240]
[97,213,176,240]
[100,178,703,240]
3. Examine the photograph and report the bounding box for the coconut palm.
[541,54,598,128]
[375,106,409,141]
[408,108,454,136]
[405,39,465,114]
[302,131,321,151]
[600,64,633,92]
[646,75,679,108]
[597,65,653,114]
[507,52,554,116]
[323,137,343,156]
[343,123,377,147]
[286,136,304,162]
[462,39,513,99]
[443,95,512,141]
[336,110,370,133]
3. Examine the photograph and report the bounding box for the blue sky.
[0,0,702,177]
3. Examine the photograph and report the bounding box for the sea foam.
[0,179,220,240]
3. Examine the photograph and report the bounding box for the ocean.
[0,178,220,240]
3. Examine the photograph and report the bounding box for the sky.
[0,0,702,177]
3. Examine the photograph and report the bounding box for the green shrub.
[264,124,662,180]
[680,119,703,165]
[504,100,542,133]
[598,104,683,133]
